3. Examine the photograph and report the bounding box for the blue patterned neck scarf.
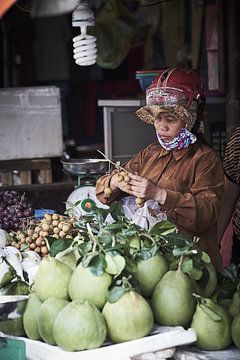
[156,127,197,151]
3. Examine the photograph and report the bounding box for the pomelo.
[53,299,107,351]
[102,290,154,343]
[38,297,69,345]
[68,262,112,309]
[34,256,72,301]
[134,252,168,297]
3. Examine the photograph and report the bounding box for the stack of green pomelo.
[2,205,240,354]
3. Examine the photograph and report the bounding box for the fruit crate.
[0,326,196,360]
[0,158,52,186]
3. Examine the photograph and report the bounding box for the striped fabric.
[223,127,240,237]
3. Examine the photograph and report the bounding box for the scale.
[61,158,110,216]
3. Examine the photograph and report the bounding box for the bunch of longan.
[8,213,75,257]
[104,169,143,206]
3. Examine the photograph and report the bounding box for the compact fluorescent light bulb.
[72,2,97,66]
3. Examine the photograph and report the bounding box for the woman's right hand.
[110,173,132,194]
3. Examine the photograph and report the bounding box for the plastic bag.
[121,196,167,229]
[91,0,136,69]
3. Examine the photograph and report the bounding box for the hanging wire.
[16,0,31,13]
[140,0,173,6]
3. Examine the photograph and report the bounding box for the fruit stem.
[192,292,202,304]
[177,254,184,272]
[86,222,98,252]
[97,150,125,172]
[111,236,116,247]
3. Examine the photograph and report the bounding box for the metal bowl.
[0,295,29,320]
[61,158,110,175]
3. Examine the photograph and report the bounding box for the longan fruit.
[52,220,59,227]
[34,226,41,234]
[27,229,33,236]
[42,223,50,231]
[58,222,63,230]
[29,243,36,250]
[52,214,59,221]
[41,246,48,255]
[44,214,52,222]
[35,238,42,247]
[116,174,124,182]
[59,231,66,238]
[124,175,130,183]
[104,186,112,198]
[62,224,70,233]
[135,197,144,206]
[53,227,60,234]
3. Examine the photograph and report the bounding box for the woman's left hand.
[128,172,167,204]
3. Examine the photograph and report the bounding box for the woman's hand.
[126,172,167,204]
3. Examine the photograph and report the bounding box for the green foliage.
[47,201,216,301]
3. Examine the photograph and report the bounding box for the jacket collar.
[158,142,195,161]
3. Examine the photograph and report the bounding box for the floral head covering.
[136,67,206,133]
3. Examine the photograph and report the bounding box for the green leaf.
[188,266,203,280]
[137,244,158,261]
[82,252,98,268]
[181,258,193,273]
[0,267,16,288]
[165,233,191,247]
[199,304,222,322]
[107,286,127,303]
[201,251,211,264]
[105,253,126,276]
[49,238,71,257]
[150,220,177,235]
[77,242,93,257]
[88,253,107,276]
[104,223,125,232]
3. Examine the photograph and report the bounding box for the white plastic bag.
[121,196,167,229]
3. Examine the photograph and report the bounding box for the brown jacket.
[96,140,224,269]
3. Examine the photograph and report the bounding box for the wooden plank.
[0,172,13,186]
[20,170,31,185]
[0,159,51,172]
[38,169,52,184]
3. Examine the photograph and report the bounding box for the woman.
[217,127,240,265]
[96,67,224,268]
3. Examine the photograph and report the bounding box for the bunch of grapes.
[0,190,34,232]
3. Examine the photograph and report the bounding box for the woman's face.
[154,112,186,142]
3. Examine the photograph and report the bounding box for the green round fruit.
[68,263,112,309]
[231,312,240,348]
[53,300,107,351]
[23,293,42,340]
[134,252,168,297]
[102,290,154,343]
[191,298,232,350]
[34,256,73,301]
[151,269,196,328]
[38,297,68,345]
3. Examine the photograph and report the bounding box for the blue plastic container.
[135,70,162,92]
[34,209,56,220]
